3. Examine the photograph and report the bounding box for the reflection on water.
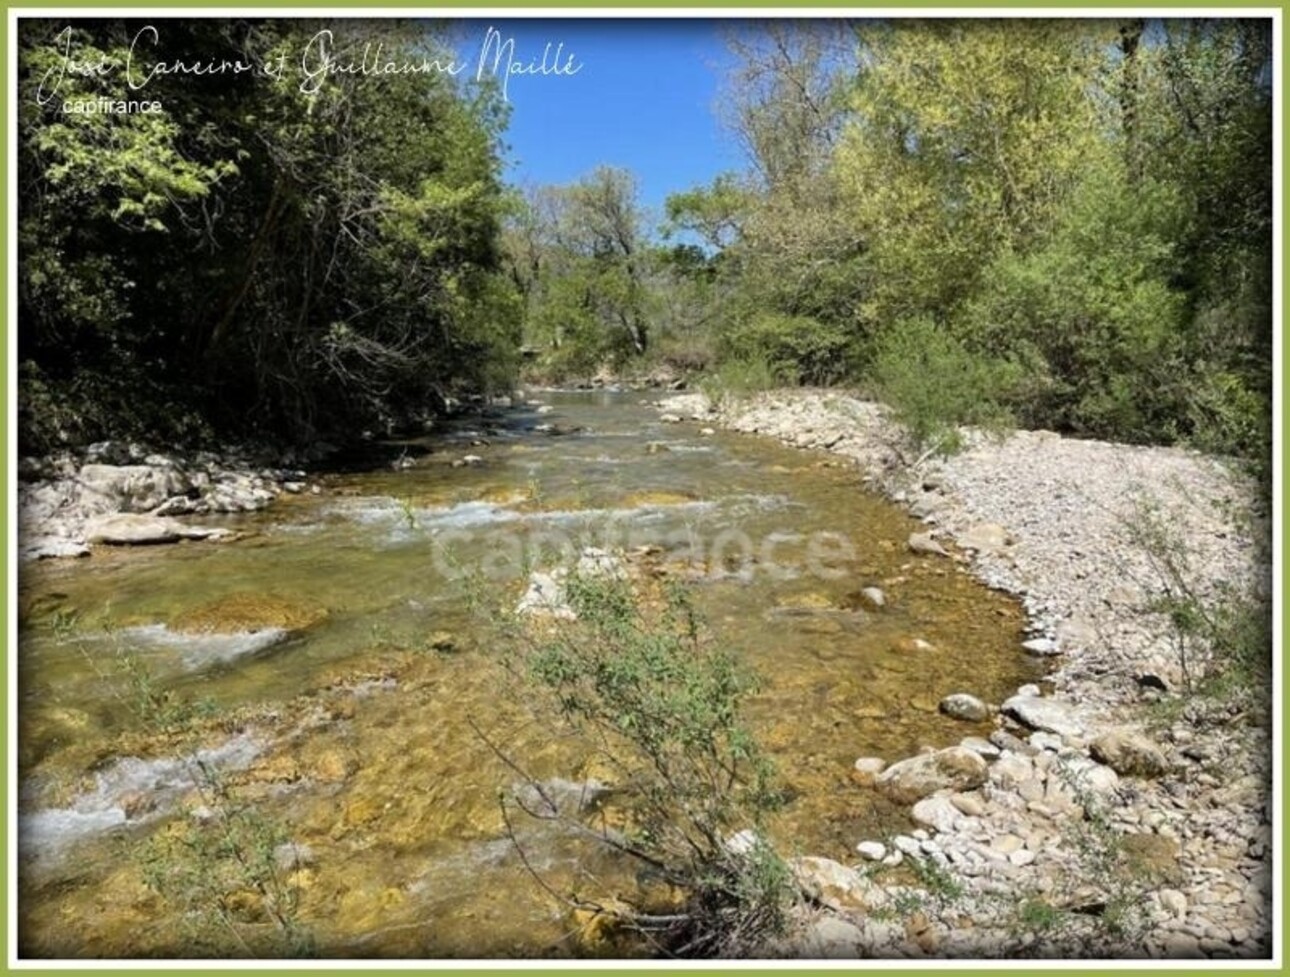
[17,391,1045,957]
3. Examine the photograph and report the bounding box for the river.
[17,390,1045,957]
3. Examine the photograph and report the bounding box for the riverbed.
[17,390,1045,958]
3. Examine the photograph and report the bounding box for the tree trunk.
[1119,19,1145,184]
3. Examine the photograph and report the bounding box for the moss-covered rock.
[621,489,699,508]
[171,592,328,634]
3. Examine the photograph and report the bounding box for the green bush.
[956,169,1192,443]
[1181,281,1272,465]
[867,315,1019,453]
[722,312,855,386]
[698,354,786,406]
[18,359,215,453]
[498,571,791,956]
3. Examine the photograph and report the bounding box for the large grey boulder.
[23,538,90,560]
[78,464,190,514]
[1090,728,1170,778]
[85,513,229,545]
[875,747,988,804]
[1001,693,1087,739]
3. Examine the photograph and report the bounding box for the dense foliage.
[18,18,519,449]
[19,17,1273,470]
[514,19,1272,468]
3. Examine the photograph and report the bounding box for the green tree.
[18,18,520,448]
[504,167,655,378]
[834,19,1109,329]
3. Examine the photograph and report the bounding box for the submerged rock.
[121,623,290,669]
[621,490,699,508]
[939,693,989,722]
[170,592,328,634]
[907,532,949,557]
[774,592,836,613]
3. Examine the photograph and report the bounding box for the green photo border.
[0,4,1282,975]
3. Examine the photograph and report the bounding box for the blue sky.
[448,19,744,216]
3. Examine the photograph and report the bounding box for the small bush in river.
[487,569,793,957]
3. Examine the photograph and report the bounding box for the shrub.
[698,354,786,406]
[722,312,855,386]
[866,315,1019,454]
[138,783,314,957]
[955,168,1192,444]
[1123,494,1270,714]
[492,570,792,956]
[654,330,715,375]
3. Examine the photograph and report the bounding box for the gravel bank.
[659,389,1273,959]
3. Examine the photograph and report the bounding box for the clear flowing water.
[17,391,1045,957]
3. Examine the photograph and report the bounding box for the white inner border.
[5,6,1283,971]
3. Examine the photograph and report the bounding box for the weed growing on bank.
[1123,492,1270,719]
[698,354,787,407]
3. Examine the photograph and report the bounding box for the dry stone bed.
[660,390,1272,959]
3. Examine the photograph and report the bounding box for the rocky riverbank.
[17,440,319,561]
[15,394,573,562]
[658,390,1273,959]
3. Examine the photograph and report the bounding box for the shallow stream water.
[17,391,1044,957]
